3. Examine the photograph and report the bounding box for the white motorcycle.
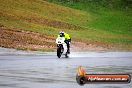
[56,37,69,58]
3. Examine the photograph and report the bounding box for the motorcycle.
[56,37,69,58]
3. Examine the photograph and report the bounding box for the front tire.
[57,45,63,58]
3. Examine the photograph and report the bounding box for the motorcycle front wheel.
[57,44,63,58]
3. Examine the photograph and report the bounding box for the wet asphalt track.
[0,48,132,88]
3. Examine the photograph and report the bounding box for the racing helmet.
[59,31,64,37]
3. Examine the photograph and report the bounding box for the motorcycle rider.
[58,31,71,54]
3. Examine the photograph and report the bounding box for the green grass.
[48,0,132,44]
[0,0,132,50]
[87,10,132,35]
[0,0,90,35]
[48,0,132,35]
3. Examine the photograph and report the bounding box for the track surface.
[0,48,132,88]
